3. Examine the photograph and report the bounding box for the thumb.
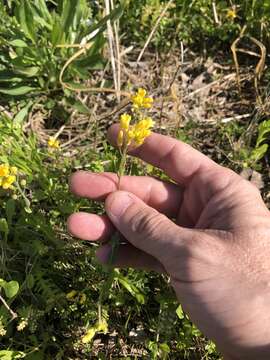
[105,191,190,263]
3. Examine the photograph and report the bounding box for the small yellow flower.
[79,293,87,304]
[66,290,77,300]
[82,327,96,344]
[0,164,9,177]
[131,88,153,110]
[12,194,18,200]
[82,320,108,344]
[226,8,237,19]
[120,113,131,130]
[117,130,124,147]
[2,175,16,189]
[48,137,60,149]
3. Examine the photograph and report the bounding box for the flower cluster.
[0,164,17,190]
[131,88,153,110]
[117,114,154,147]
[117,88,154,149]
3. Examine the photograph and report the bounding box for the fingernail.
[107,191,134,218]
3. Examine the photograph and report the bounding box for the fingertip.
[67,212,114,241]
[69,170,88,196]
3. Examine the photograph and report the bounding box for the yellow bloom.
[131,88,153,110]
[117,130,124,147]
[2,175,16,189]
[82,327,96,344]
[66,290,77,300]
[120,113,131,130]
[79,293,87,304]
[226,8,237,19]
[0,164,9,177]
[48,137,60,149]
[82,320,108,343]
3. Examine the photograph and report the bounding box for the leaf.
[14,66,39,77]
[5,199,15,225]
[176,304,184,319]
[9,39,28,47]
[0,350,25,359]
[15,1,36,43]
[0,86,37,95]
[250,143,268,162]
[14,102,33,124]
[3,280,19,299]
[256,119,270,147]
[118,275,145,304]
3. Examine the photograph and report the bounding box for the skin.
[68,125,270,359]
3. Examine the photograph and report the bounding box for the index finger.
[108,124,221,185]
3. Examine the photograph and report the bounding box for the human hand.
[68,125,270,360]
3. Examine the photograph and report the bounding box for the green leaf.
[5,199,15,225]
[15,1,36,43]
[118,275,145,304]
[86,5,123,42]
[3,280,20,299]
[250,143,268,162]
[256,119,270,147]
[14,66,39,77]
[176,304,184,319]
[14,102,33,124]
[9,39,28,47]
[0,86,37,95]
[0,350,25,359]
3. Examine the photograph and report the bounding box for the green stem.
[98,147,127,324]
[117,148,127,189]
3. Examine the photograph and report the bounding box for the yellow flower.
[2,175,16,189]
[66,290,77,300]
[48,137,60,149]
[120,113,131,130]
[0,164,9,177]
[82,320,108,344]
[82,327,96,344]
[131,88,153,110]
[226,8,237,19]
[117,130,124,147]
[131,118,155,145]
[79,293,87,304]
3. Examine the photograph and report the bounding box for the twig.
[220,113,252,123]
[212,1,220,25]
[186,73,236,98]
[136,0,173,63]
[0,293,17,320]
